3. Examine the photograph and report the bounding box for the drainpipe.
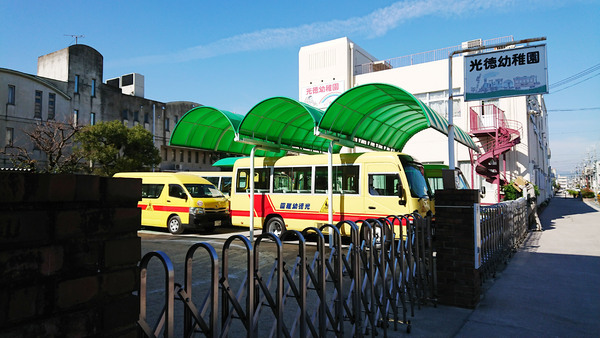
[349,42,354,88]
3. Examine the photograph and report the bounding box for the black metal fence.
[478,197,528,279]
[138,213,435,337]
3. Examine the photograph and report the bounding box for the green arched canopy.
[169,106,284,157]
[169,84,478,156]
[318,83,478,151]
[238,97,342,153]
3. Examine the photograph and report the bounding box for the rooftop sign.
[464,44,548,101]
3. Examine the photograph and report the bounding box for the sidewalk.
[407,196,600,337]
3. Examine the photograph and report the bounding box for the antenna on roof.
[64,34,85,45]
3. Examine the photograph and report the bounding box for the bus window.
[184,184,224,198]
[293,167,312,193]
[236,168,270,193]
[273,169,293,193]
[169,184,187,199]
[369,174,400,196]
[273,167,312,193]
[221,177,232,196]
[142,184,164,198]
[315,165,359,194]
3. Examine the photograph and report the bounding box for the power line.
[547,107,600,112]
[550,62,600,89]
[551,71,600,94]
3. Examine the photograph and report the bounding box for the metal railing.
[138,213,435,337]
[469,104,522,135]
[479,198,528,279]
[355,36,514,75]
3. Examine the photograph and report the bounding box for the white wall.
[298,37,551,203]
[37,49,69,82]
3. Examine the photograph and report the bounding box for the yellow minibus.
[229,152,432,237]
[186,171,233,197]
[114,172,230,234]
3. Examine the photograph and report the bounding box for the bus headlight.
[190,207,205,215]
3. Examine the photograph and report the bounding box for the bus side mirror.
[397,183,407,206]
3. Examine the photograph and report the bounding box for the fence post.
[434,189,482,308]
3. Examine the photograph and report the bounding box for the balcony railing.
[470,104,521,134]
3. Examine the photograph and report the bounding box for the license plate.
[215,220,222,226]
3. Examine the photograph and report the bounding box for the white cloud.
[111,0,543,66]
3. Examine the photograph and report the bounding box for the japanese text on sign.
[305,82,340,96]
[280,202,311,210]
[469,51,540,72]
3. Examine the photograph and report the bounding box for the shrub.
[502,181,540,201]
[581,187,595,198]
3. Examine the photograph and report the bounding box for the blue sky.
[1,0,599,175]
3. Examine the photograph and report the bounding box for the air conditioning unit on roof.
[372,60,392,72]
[462,39,483,49]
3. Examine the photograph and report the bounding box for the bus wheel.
[168,215,184,234]
[265,216,285,238]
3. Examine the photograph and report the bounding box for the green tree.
[76,120,161,176]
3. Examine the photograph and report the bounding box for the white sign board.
[464,44,548,101]
[300,80,345,110]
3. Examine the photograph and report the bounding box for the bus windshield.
[401,161,431,199]
[184,184,224,198]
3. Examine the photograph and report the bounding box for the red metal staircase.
[470,104,522,200]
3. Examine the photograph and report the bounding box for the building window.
[179,150,184,162]
[175,115,179,124]
[122,109,128,126]
[91,79,96,97]
[415,90,461,118]
[163,149,168,161]
[195,152,199,163]
[144,113,149,124]
[73,109,78,127]
[165,118,170,131]
[171,149,176,161]
[74,75,79,93]
[48,93,56,120]
[7,85,15,105]
[133,110,139,123]
[90,112,96,125]
[34,90,43,118]
[187,151,191,163]
[6,128,14,146]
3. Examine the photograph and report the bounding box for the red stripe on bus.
[137,203,189,213]
[232,194,410,225]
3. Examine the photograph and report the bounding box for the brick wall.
[435,189,481,309]
[0,173,141,337]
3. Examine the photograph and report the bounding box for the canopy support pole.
[328,141,334,247]
[250,145,256,242]
[328,141,333,225]
[448,55,456,170]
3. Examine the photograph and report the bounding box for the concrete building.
[1,44,223,172]
[299,37,552,204]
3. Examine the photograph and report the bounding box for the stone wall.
[434,189,481,309]
[0,173,141,337]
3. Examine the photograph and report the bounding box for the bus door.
[364,163,406,217]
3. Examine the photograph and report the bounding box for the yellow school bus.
[186,171,233,197]
[114,172,229,234]
[230,152,432,237]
